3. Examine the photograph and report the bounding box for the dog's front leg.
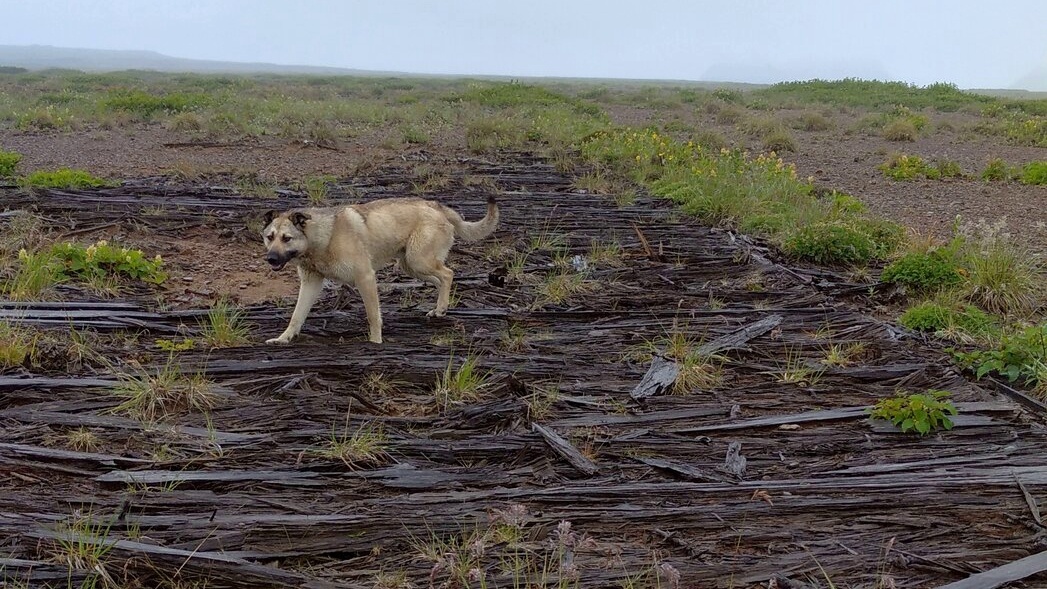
[357,271,383,344]
[267,268,324,344]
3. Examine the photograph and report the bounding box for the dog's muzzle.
[265,251,295,271]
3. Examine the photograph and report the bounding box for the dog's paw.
[265,336,292,345]
[426,309,447,318]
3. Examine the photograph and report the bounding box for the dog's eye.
[265,233,274,242]
[281,235,292,243]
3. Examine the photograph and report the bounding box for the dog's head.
[261,210,311,271]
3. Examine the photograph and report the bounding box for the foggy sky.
[3,0,1046,89]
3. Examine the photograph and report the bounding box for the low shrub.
[882,251,963,293]
[0,149,21,177]
[784,222,876,266]
[21,168,111,189]
[1019,161,1047,185]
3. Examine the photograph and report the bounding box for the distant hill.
[1014,61,1047,92]
[0,44,393,76]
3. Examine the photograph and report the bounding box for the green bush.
[784,222,876,266]
[883,119,918,141]
[0,149,21,177]
[102,90,210,117]
[899,301,996,335]
[981,157,1014,181]
[880,154,928,180]
[882,251,963,293]
[21,168,111,189]
[880,154,962,181]
[1019,161,1047,185]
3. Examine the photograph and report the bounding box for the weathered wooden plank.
[532,423,599,476]
[94,469,323,486]
[629,355,679,400]
[676,402,1016,434]
[0,442,151,466]
[25,530,339,588]
[935,548,1047,589]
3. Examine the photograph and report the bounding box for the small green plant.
[50,240,167,285]
[1019,161,1047,186]
[113,357,215,421]
[21,168,111,189]
[881,250,963,293]
[868,390,957,435]
[434,354,491,409]
[0,148,21,177]
[200,298,250,348]
[956,324,1047,383]
[154,338,196,352]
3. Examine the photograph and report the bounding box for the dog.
[261,195,499,344]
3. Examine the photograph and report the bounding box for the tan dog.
[261,196,498,344]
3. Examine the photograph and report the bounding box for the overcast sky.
[3,0,1046,89]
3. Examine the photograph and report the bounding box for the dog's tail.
[444,195,499,242]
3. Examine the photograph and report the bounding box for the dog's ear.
[262,210,277,227]
[290,212,311,230]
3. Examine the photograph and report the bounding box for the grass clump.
[3,247,63,299]
[868,390,958,435]
[200,298,250,348]
[320,413,389,468]
[0,320,37,369]
[981,157,1017,181]
[1019,161,1047,185]
[0,148,21,176]
[434,354,491,410]
[960,233,1039,315]
[113,358,215,421]
[21,168,111,189]
[882,250,963,293]
[882,118,918,141]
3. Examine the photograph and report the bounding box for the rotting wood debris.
[3,154,1047,588]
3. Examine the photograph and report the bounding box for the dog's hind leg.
[267,268,324,344]
[405,229,455,317]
